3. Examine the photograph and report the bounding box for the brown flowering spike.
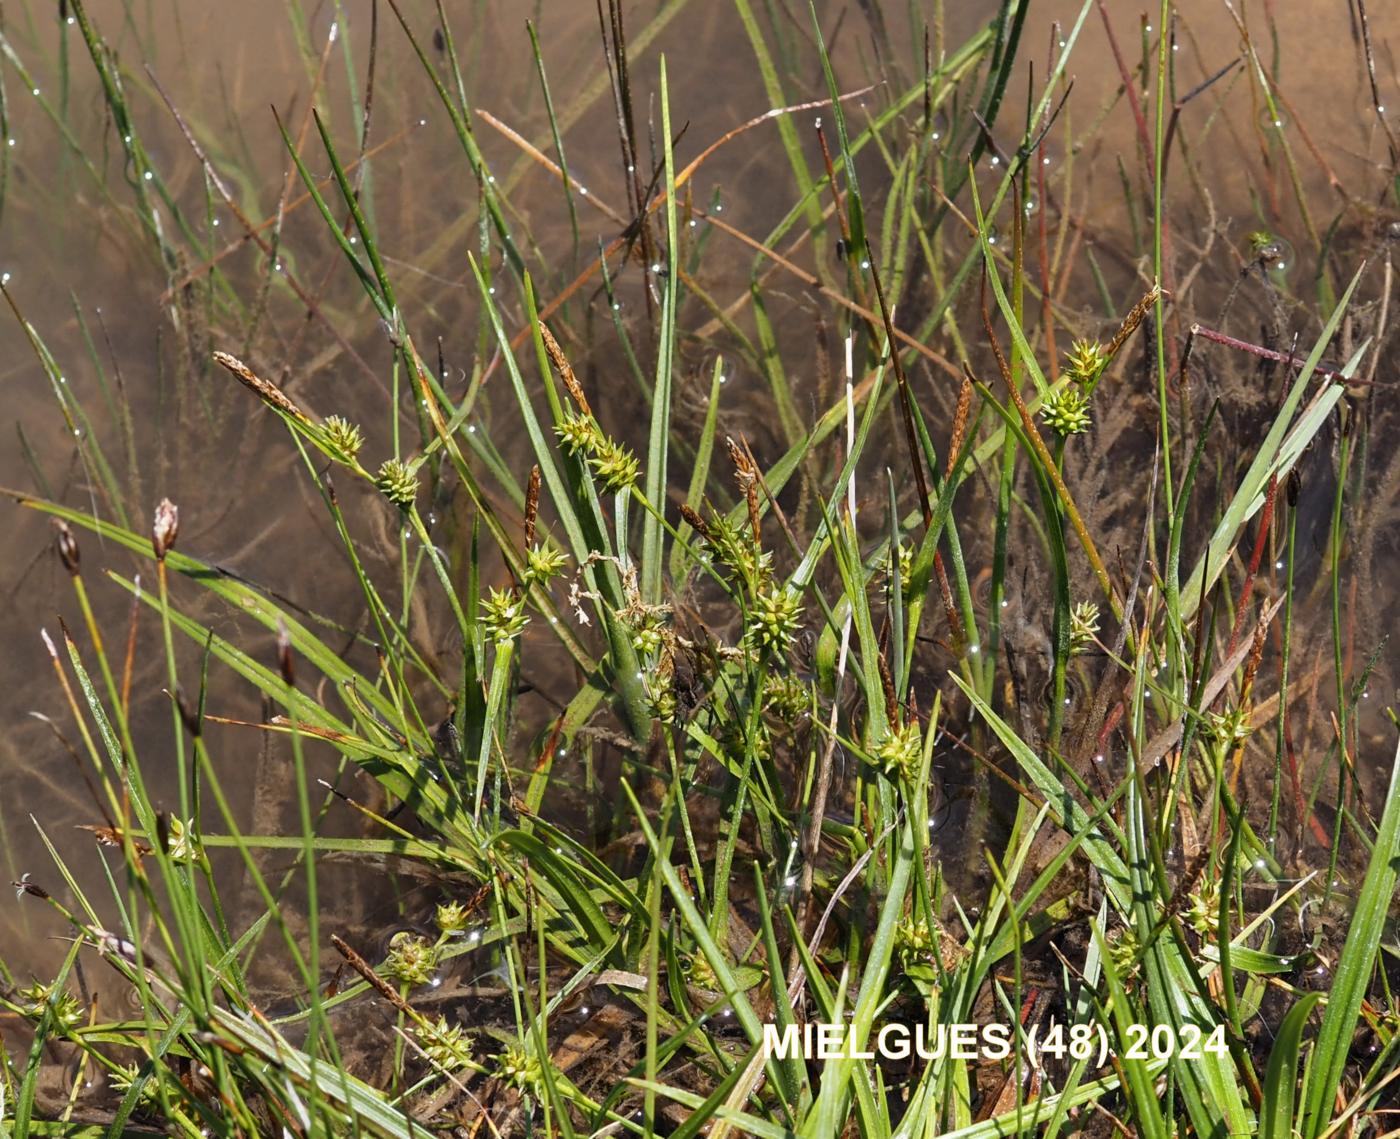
[54,521,80,576]
[1104,286,1163,360]
[524,465,541,547]
[679,503,711,542]
[13,875,50,900]
[539,323,592,416]
[152,498,179,561]
[726,436,761,542]
[212,350,312,424]
[947,373,974,480]
[77,825,153,857]
[331,934,416,1016]
[276,620,295,687]
[175,688,203,737]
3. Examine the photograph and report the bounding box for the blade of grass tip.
[1179,269,1365,620]
[670,358,724,585]
[1165,401,1219,691]
[732,0,823,237]
[1261,992,1323,1139]
[1093,921,1172,1139]
[310,107,397,312]
[886,474,906,699]
[271,108,389,321]
[808,1,865,256]
[751,864,806,1110]
[642,56,679,607]
[642,823,664,1139]
[384,0,525,278]
[620,782,767,1041]
[952,673,1134,907]
[801,818,915,1136]
[527,20,580,255]
[473,634,517,825]
[1300,730,1400,1138]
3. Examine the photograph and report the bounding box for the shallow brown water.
[1,0,1398,991]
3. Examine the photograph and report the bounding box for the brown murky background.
[3,0,1399,984]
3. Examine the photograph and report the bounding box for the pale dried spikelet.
[152,498,179,560]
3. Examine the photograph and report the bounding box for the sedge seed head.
[375,459,419,509]
[435,900,469,933]
[589,438,640,492]
[323,415,365,462]
[555,411,601,456]
[685,952,720,993]
[109,1062,161,1106]
[1070,600,1101,652]
[1041,387,1092,436]
[746,585,803,656]
[416,1015,473,1070]
[19,981,84,1029]
[1107,925,1140,978]
[165,816,196,863]
[498,1042,542,1092]
[1203,705,1252,748]
[763,672,810,722]
[384,931,437,986]
[702,510,772,584]
[1064,339,1107,390]
[524,543,568,584]
[647,680,678,723]
[483,588,529,643]
[873,720,923,783]
[1184,876,1222,935]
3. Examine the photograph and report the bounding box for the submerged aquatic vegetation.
[1,0,1399,1136]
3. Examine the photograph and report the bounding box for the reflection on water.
[1,0,1399,989]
